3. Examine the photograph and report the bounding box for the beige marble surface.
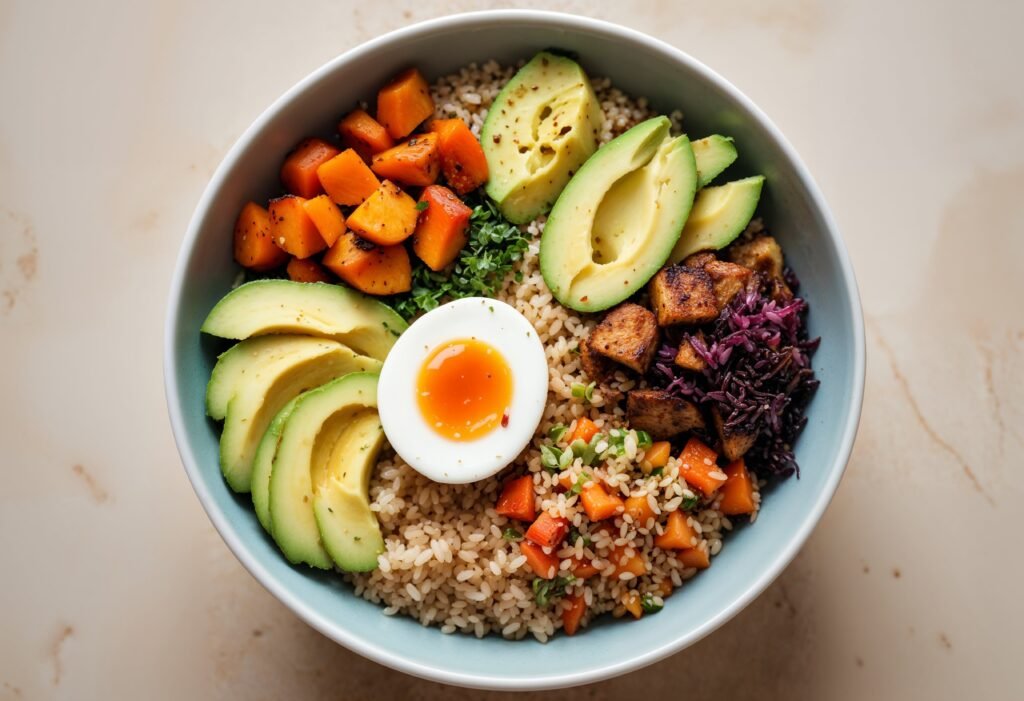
[2,0,1022,698]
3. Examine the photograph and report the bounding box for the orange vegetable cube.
[526,512,570,549]
[570,558,600,580]
[280,138,339,198]
[286,257,333,283]
[316,149,380,206]
[370,132,440,187]
[719,459,757,515]
[579,482,624,521]
[233,202,288,271]
[654,510,699,551]
[622,591,643,619]
[377,68,434,139]
[302,194,346,247]
[322,233,411,295]
[268,196,327,259]
[642,441,671,471]
[609,544,647,578]
[345,180,419,246]
[412,184,472,271]
[678,437,727,497]
[338,109,394,161]
[495,475,535,522]
[567,417,600,445]
[430,118,489,194]
[519,541,559,579]
[623,495,656,527]
[561,593,587,636]
[679,546,710,570]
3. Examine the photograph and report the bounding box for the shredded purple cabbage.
[651,273,820,478]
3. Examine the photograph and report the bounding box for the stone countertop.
[1,1,1021,699]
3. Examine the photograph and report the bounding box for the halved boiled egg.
[377,297,547,484]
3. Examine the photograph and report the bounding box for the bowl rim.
[164,8,865,691]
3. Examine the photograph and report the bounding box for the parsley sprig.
[392,194,530,319]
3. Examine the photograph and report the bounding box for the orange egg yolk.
[417,338,513,441]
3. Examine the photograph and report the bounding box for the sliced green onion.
[540,445,561,472]
[548,424,568,443]
[571,383,587,398]
[640,593,663,614]
[635,430,653,448]
[502,528,522,541]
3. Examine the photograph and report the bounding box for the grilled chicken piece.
[711,408,758,461]
[682,251,717,268]
[704,260,753,310]
[674,332,707,372]
[727,235,792,301]
[626,389,706,438]
[578,336,614,383]
[588,303,660,374]
[648,265,719,326]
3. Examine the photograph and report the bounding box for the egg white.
[377,297,548,484]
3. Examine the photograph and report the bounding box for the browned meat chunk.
[674,332,707,372]
[727,235,792,301]
[627,389,706,438]
[588,303,660,374]
[704,260,753,310]
[648,265,719,326]
[578,336,614,383]
[682,251,717,268]
[711,408,758,461]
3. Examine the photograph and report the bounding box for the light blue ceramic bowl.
[164,10,864,691]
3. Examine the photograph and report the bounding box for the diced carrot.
[623,495,656,527]
[719,458,757,515]
[561,593,587,636]
[570,558,601,580]
[567,417,599,445]
[412,184,472,271]
[679,546,710,570]
[286,257,333,283]
[519,541,559,579]
[322,233,411,295]
[495,475,536,522]
[579,482,624,521]
[233,202,288,271]
[430,118,489,194]
[345,180,419,246]
[622,591,643,619]
[370,132,440,187]
[642,441,671,471]
[338,109,394,161]
[557,471,574,491]
[377,68,434,139]
[678,437,727,497]
[316,149,380,206]
[654,510,699,550]
[657,579,674,598]
[302,194,346,247]
[268,196,327,259]
[526,512,570,549]
[609,544,647,578]
[280,138,340,198]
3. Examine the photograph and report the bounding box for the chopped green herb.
[392,195,530,319]
[635,430,653,449]
[650,467,664,476]
[570,471,592,495]
[566,526,592,547]
[548,424,568,443]
[640,593,663,614]
[681,494,701,511]
[415,200,429,211]
[502,527,523,541]
[540,444,561,472]
[557,445,574,469]
[569,438,588,459]
[583,381,596,402]
[532,574,576,607]
[571,382,587,398]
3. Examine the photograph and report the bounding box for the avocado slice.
[669,175,765,263]
[692,135,738,188]
[210,336,381,493]
[268,372,382,570]
[481,51,603,224]
[201,280,407,361]
[313,410,386,572]
[540,116,698,312]
[250,396,299,532]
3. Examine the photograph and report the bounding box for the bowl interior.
[166,12,862,690]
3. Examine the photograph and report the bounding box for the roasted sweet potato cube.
[674,332,707,372]
[711,407,758,461]
[578,337,614,383]
[648,265,719,326]
[588,303,660,374]
[704,260,753,310]
[626,389,706,439]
